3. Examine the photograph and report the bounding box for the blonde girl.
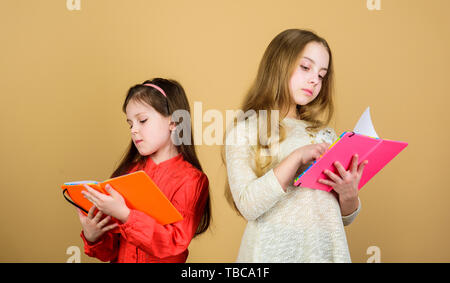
[225,29,367,263]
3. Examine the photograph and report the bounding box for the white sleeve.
[225,122,286,221]
[342,197,362,226]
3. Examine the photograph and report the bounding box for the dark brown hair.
[111,78,211,237]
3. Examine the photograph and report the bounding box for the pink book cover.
[293,107,408,191]
[293,131,408,191]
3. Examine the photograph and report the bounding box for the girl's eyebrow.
[302,56,328,71]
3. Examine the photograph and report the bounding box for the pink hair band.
[143,83,167,98]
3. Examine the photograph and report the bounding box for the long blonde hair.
[224,29,335,214]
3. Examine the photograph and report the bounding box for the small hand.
[297,142,330,165]
[78,205,118,243]
[82,184,130,223]
[318,154,368,202]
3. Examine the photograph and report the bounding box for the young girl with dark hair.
[79,78,211,263]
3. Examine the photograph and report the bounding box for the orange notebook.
[61,171,183,226]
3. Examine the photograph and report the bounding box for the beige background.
[0,0,449,263]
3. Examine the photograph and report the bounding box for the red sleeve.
[80,231,120,262]
[117,173,209,258]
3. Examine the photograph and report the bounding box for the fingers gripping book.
[61,171,183,225]
[293,107,408,192]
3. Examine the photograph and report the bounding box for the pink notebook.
[293,131,408,192]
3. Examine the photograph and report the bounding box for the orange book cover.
[61,171,183,226]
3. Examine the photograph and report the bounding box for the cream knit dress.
[225,117,361,263]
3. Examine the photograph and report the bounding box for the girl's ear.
[168,120,177,132]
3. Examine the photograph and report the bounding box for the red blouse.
[80,153,209,263]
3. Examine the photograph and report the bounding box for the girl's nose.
[130,125,139,135]
[308,73,320,85]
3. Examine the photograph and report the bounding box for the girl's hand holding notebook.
[82,184,131,223]
[294,107,408,192]
[77,205,118,243]
[61,171,183,229]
